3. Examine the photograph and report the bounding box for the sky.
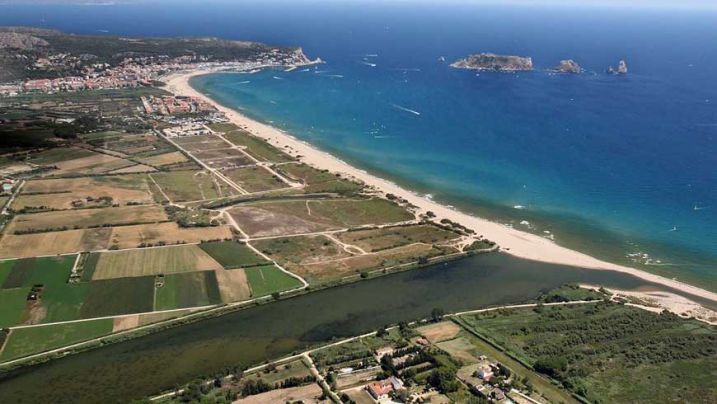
[4,0,717,9]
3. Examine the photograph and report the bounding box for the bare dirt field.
[297,243,447,284]
[229,198,413,238]
[416,321,462,343]
[136,151,189,167]
[213,268,251,302]
[0,227,112,258]
[233,384,324,404]
[91,244,222,280]
[229,205,336,238]
[107,222,232,249]
[112,315,140,332]
[45,152,135,176]
[20,175,154,208]
[6,205,168,233]
[108,164,157,174]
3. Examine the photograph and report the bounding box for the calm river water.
[0,253,703,403]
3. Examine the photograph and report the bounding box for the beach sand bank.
[163,69,717,306]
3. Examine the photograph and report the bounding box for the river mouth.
[0,253,707,403]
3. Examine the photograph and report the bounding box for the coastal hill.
[0,27,311,81]
[451,52,533,71]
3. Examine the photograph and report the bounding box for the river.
[0,253,705,403]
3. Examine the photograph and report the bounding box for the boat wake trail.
[391,103,421,116]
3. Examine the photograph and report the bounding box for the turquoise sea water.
[2,1,716,289]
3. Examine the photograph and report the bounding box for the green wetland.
[0,253,711,403]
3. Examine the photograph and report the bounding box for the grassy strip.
[245,265,302,297]
[0,319,114,361]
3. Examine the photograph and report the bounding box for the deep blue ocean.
[1,1,715,289]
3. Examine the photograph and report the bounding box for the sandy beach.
[163,68,717,306]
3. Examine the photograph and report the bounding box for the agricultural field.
[229,198,414,238]
[149,170,238,202]
[222,166,287,193]
[136,151,189,167]
[87,244,222,280]
[244,265,303,297]
[24,147,97,166]
[154,271,223,310]
[192,147,248,162]
[172,135,228,152]
[457,303,717,403]
[0,319,114,361]
[0,255,75,290]
[107,222,233,249]
[198,240,268,269]
[19,174,155,209]
[82,132,174,157]
[0,288,31,328]
[0,227,111,259]
[6,205,168,234]
[80,276,155,318]
[42,151,138,177]
[214,268,252,303]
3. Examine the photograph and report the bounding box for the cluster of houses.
[457,357,513,402]
[0,61,166,95]
[0,46,320,97]
[141,95,216,115]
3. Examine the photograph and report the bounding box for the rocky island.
[608,59,628,75]
[553,59,582,73]
[451,52,533,71]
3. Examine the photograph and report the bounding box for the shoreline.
[162,68,717,305]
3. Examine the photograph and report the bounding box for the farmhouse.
[366,376,404,400]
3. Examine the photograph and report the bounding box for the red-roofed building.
[366,376,404,400]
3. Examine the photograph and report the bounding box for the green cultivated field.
[244,265,302,297]
[0,256,75,289]
[80,277,155,318]
[0,288,31,328]
[198,240,268,269]
[0,319,113,362]
[459,303,717,403]
[40,283,90,323]
[154,271,222,310]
